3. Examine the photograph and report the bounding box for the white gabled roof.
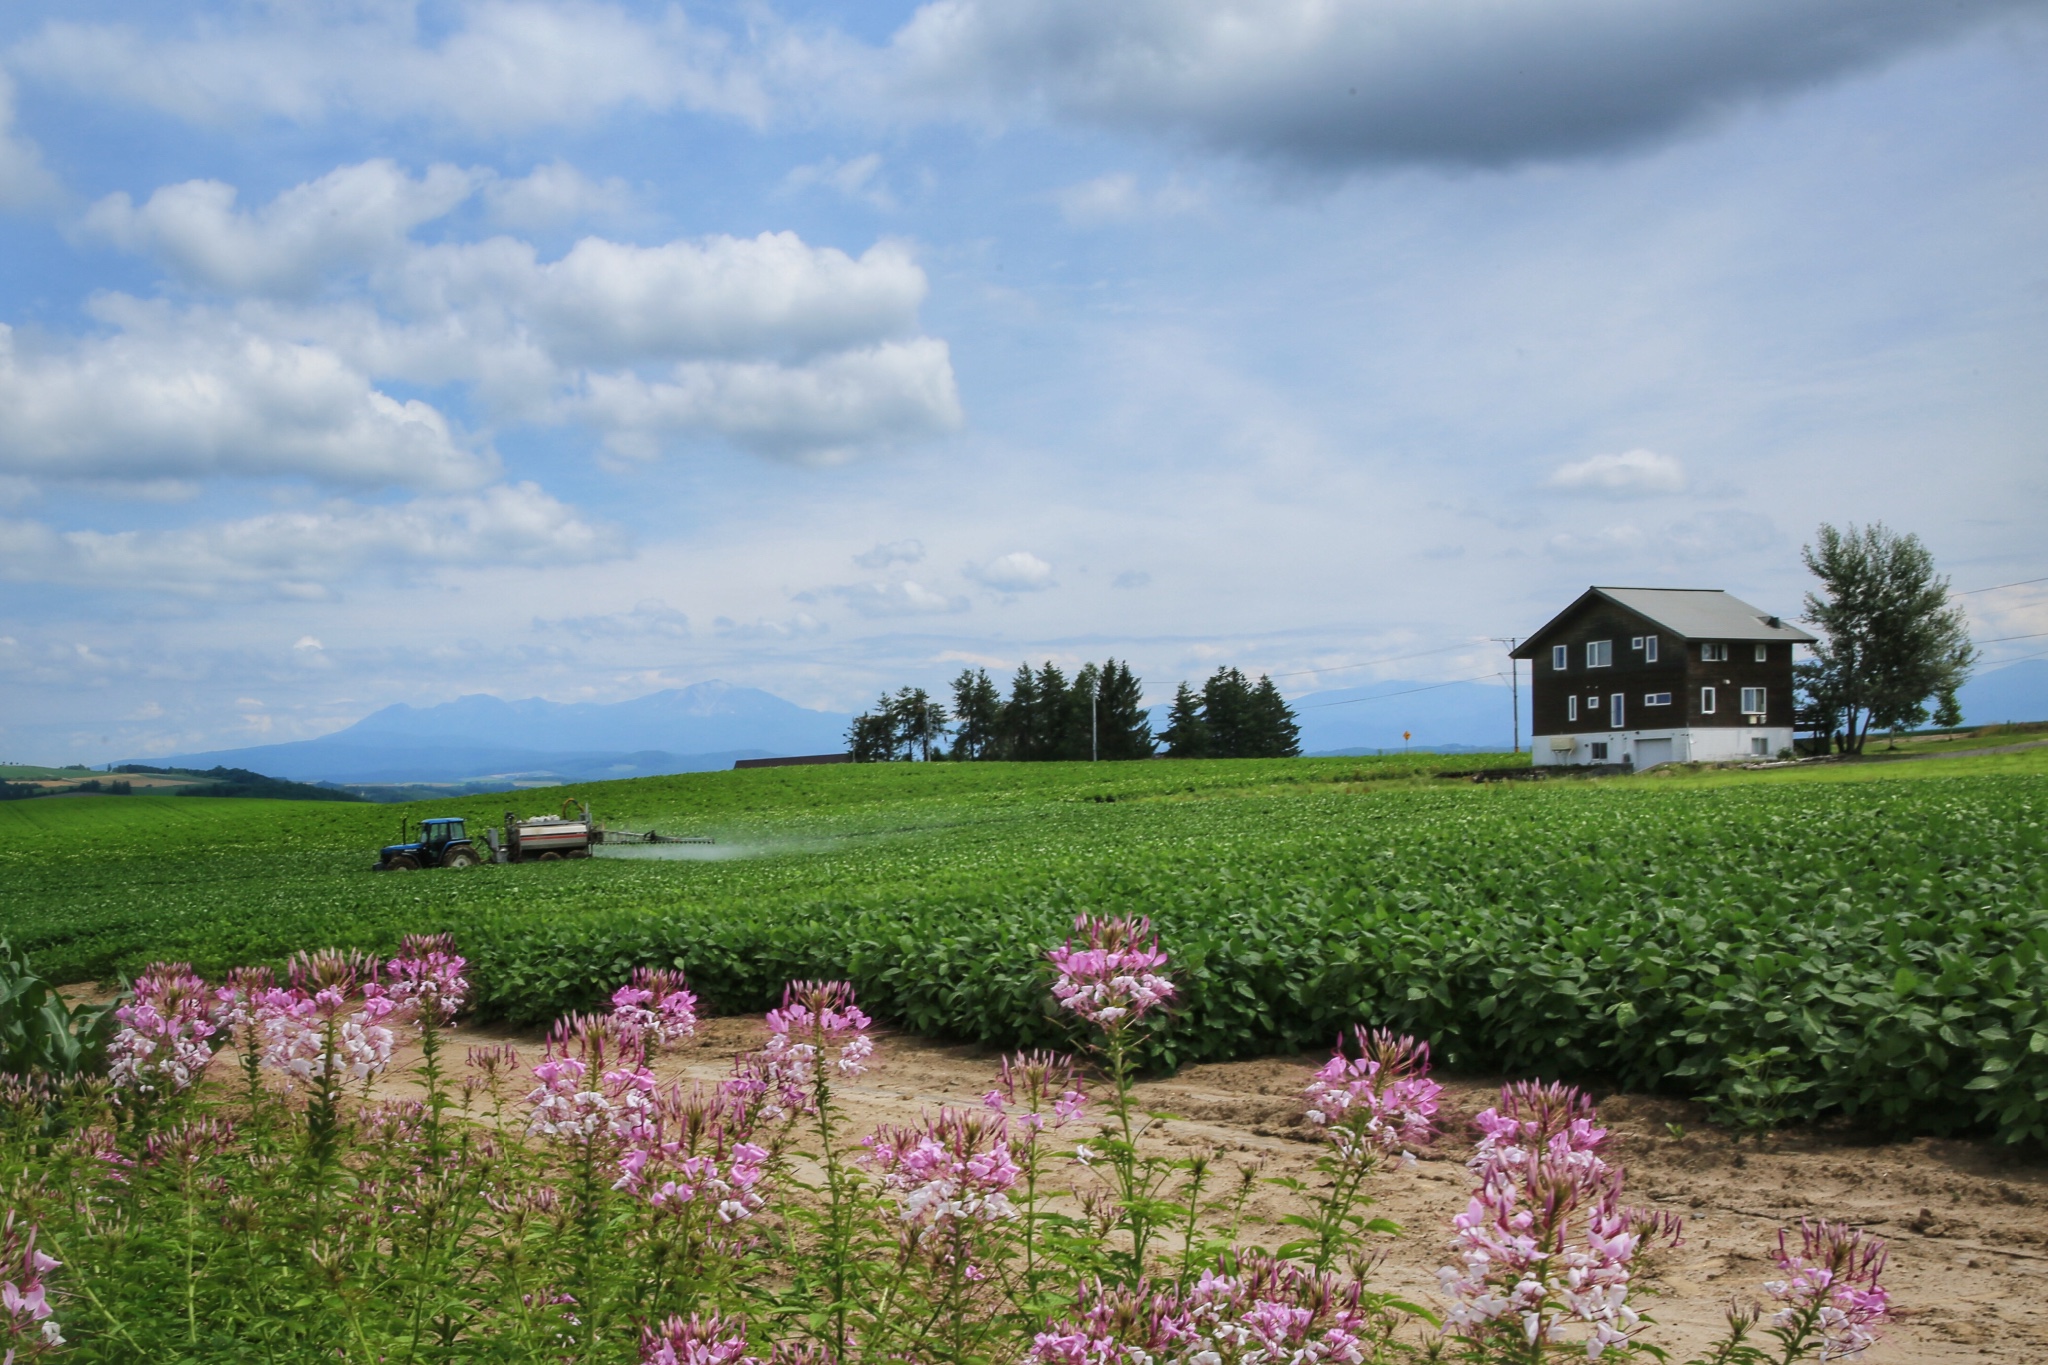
[1595,588,1816,643]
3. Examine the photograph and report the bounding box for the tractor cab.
[374,816,481,871]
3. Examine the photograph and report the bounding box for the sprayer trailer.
[491,806,594,862]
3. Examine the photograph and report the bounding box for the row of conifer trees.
[846,660,1300,762]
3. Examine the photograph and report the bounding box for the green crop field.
[2,749,2045,1144]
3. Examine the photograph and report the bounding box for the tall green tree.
[1065,662,1102,760]
[1201,667,1256,757]
[846,699,898,762]
[1094,659,1155,760]
[1159,681,1209,758]
[891,687,950,761]
[1797,522,1976,754]
[1247,674,1302,757]
[948,668,1002,759]
[996,664,1040,760]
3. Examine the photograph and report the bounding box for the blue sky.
[1,0,2044,763]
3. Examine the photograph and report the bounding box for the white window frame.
[1552,644,1568,671]
[1610,693,1625,728]
[1567,695,1578,722]
[1586,640,1612,668]
[1644,635,1659,663]
[1645,692,1671,706]
[1741,687,1767,716]
[1702,643,1727,663]
[1630,635,1643,650]
[1754,644,1768,662]
[1701,686,1716,714]
[1751,736,1770,756]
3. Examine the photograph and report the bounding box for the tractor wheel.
[386,853,421,871]
[443,847,480,869]
[538,852,562,862]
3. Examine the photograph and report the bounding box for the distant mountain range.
[142,660,2048,787]
[148,682,854,786]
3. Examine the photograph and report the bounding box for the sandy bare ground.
[354,1015,2048,1365]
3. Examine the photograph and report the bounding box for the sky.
[1,0,2045,764]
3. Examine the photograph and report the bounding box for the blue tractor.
[374,816,483,871]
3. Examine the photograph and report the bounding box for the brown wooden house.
[1509,587,1816,769]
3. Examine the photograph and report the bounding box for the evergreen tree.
[1201,667,1255,757]
[1247,674,1302,757]
[948,668,1002,760]
[1095,659,1155,759]
[846,698,899,762]
[1032,661,1072,760]
[1160,681,1209,758]
[890,686,950,761]
[997,664,1040,760]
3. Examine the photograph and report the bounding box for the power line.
[1978,630,2048,645]
[1957,575,2048,596]
[1305,673,1506,710]
[1266,641,1476,682]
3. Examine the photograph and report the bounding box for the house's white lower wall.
[1531,726,1796,769]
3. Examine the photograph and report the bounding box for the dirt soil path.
[376,1015,2048,1364]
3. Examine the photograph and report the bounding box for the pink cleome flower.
[862,1108,1023,1231]
[0,1209,63,1358]
[1763,1219,1891,1361]
[1046,916,1175,1033]
[1300,1028,1441,1164]
[982,1050,1089,1135]
[1437,1081,1651,1359]
[762,980,874,1089]
[614,1082,770,1226]
[610,967,699,1053]
[1027,1255,1372,1365]
[254,951,399,1095]
[107,962,224,1100]
[641,1312,762,1365]
[525,1013,656,1144]
[384,933,470,1025]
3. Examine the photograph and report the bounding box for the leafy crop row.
[2,757,2044,1143]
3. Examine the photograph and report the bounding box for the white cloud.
[783,153,895,209]
[1053,173,1203,225]
[1546,449,1687,496]
[854,538,925,568]
[545,598,694,641]
[0,71,59,209]
[714,612,828,639]
[84,160,477,295]
[821,579,969,616]
[575,338,963,463]
[0,483,620,595]
[0,309,492,491]
[293,637,323,651]
[967,550,1055,591]
[483,161,635,229]
[14,2,769,131]
[879,0,2037,168]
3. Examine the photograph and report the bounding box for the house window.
[1751,737,1771,756]
[1588,695,1600,716]
[1568,695,1578,722]
[1741,687,1767,716]
[1610,694,1625,728]
[1630,636,1643,650]
[1586,640,1612,668]
[1701,686,1717,714]
[1590,742,1609,761]
[1645,692,1671,706]
[1754,644,1768,662]
[1701,643,1728,662]
[1552,645,1568,671]
[1644,635,1659,663]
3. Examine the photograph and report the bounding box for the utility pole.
[1490,637,1521,754]
[1091,680,1099,762]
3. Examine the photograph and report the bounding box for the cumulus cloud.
[13,2,769,131]
[1053,173,1203,225]
[966,550,1054,591]
[483,161,636,229]
[854,538,925,568]
[1546,449,1687,496]
[84,160,477,295]
[880,0,2041,168]
[0,71,59,209]
[0,483,619,595]
[0,309,493,491]
[575,338,963,463]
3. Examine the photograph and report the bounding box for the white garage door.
[1635,737,1673,770]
